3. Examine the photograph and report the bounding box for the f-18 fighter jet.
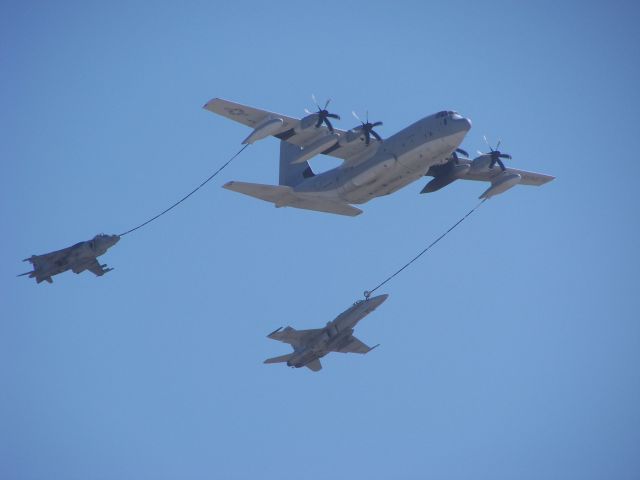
[19,234,120,284]
[264,294,388,372]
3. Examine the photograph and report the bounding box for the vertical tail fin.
[279,140,314,187]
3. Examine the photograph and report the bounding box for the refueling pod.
[479,172,522,199]
[242,117,284,144]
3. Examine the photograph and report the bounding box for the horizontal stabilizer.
[224,181,293,205]
[223,181,362,217]
[264,353,294,364]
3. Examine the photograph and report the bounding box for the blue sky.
[2,1,639,479]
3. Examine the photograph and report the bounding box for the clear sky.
[2,1,639,479]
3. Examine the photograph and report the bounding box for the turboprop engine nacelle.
[421,164,471,193]
[297,113,322,132]
[291,134,339,164]
[469,154,494,173]
[479,172,522,199]
[242,117,284,144]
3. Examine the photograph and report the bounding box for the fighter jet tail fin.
[264,353,295,364]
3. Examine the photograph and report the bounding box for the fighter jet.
[19,234,120,284]
[264,293,388,372]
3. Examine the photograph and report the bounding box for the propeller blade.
[455,148,469,157]
[371,130,382,141]
[364,130,371,145]
[304,108,313,115]
[315,116,323,128]
[324,98,331,110]
[483,135,490,148]
[324,117,334,133]
[312,94,319,108]
[352,111,362,122]
[497,158,506,171]
[495,140,501,150]
[371,121,383,127]
[499,153,512,159]
[327,113,340,119]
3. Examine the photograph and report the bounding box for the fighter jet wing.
[332,335,374,354]
[203,98,377,163]
[268,327,323,349]
[79,258,111,277]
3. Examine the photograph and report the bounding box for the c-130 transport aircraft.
[204,97,554,216]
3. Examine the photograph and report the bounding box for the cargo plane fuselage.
[293,111,472,204]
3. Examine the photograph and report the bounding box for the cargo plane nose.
[451,112,472,132]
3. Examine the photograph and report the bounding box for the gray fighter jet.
[19,234,120,284]
[264,294,388,372]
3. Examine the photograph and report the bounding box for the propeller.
[352,111,383,145]
[482,135,512,171]
[305,94,340,133]
[451,147,469,164]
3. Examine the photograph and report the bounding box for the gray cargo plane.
[264,293,388,372]
[204,98,554,216]
[19,234,120,284]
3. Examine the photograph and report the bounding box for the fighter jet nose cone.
[370,293,389,306]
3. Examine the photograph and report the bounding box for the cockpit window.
[437,111,459,118]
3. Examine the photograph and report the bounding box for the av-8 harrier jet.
[19,234,120,284]
[264,294,388,372]
[204,98,554,216]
